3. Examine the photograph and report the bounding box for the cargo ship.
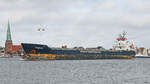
[21,31,136,60]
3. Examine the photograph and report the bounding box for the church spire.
[6,20,12,40]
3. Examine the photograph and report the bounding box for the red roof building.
[12,45,22,54]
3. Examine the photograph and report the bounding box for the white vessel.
[0,54,5,58]
[135,55,150,58]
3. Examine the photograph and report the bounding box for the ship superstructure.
[113,31,135,51]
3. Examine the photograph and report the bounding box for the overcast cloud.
[0,0,150,48]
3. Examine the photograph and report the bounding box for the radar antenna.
[122,31,127,38]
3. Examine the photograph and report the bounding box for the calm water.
[0,58,150,84]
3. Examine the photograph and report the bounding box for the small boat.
[135,53,150,58]
[134,55,150,58]
[0,53,5,58]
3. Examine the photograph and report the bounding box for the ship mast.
[117,31,127,41]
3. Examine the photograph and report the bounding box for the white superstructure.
[113,31,135,51]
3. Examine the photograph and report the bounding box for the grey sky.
[0,0,150,48]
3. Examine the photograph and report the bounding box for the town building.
[0,46,4,56]
[136,47,148,56]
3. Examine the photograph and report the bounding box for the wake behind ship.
[21,31,136,60]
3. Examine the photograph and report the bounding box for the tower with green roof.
[5,20,13,56]
[6,21,12,41]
